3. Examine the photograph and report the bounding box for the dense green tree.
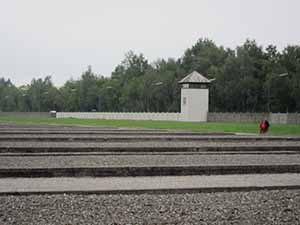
[25,76,59,112]
[1,39,299,113]
[0,78,19,111]
[279,45,300,112]
[181,38,229,76]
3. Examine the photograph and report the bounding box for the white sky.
[0,0,299,86]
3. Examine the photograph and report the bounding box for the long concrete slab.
[0,131,235,135]
[1,174,299,194]
[0,125,163,131]
[1,135,300,142]
[2,150,299,157]
[0,154,299,177]
[1,142,300,153]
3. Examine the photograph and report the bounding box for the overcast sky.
[0,0,299,86]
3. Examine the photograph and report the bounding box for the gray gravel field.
[0,134,243,139]
[0,122,161,131]
[1,154,299,169]
[1,122,300,224]
[0,135,300,143]
[1,189,299,225]
[1,141,300,149]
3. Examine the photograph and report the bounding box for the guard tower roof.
[178,71,210,84]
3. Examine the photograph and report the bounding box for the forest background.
[1,39,300,113]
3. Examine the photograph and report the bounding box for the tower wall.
[180,88,208,122]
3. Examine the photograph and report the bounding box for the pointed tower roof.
[179,71,210,84]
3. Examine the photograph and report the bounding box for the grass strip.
[0,116,300,135]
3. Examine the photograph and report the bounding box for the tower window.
[183,97,187,105]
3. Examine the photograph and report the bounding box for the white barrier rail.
[57,112,181,121]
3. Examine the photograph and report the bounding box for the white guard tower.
[179,71,211,122]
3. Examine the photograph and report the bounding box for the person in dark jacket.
[264,119,270,133]
[259,119,270,134]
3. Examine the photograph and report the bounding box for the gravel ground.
[1,154,299,169]
[0,189,299,225]
[0,131,232,135]
[1,122,299,224]
[0,135,252,141]
[1,135,300,144]
[0,134,244,138]
[0,122,161,131]
[1,141,300,149]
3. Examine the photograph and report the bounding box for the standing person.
[259,120,266,134]
[264,119,270,133]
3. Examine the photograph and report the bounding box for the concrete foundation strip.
[0,174,299,195]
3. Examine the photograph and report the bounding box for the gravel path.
[1,154,299,169]
[1,141,300,149]
[1,136,300,146]
[0,122,161,131]
[0,132,232,136]
[1,189,299,225]
[0,134,244,138]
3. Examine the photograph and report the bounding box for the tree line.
[1,39,300,113]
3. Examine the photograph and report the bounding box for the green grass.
[0,116,300,135]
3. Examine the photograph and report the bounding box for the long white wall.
[57,112,181,121]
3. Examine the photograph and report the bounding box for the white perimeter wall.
[57,89,209,122]
[57,88,209,122]
[57,112,181,121]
